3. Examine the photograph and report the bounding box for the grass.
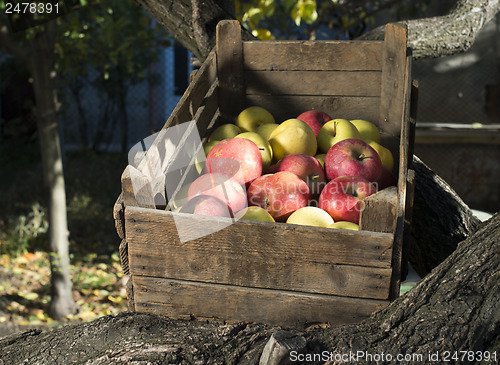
[0,138,129,330]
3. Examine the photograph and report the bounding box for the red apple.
[180,195,232,218]
[319,175,377,224]
[375,165,398,190]
[324,138,382,182]
[297,110,332,137]
[273,153,326,197]
[247,171,310,222]
[206,138,263,186]
[187,172,247,215]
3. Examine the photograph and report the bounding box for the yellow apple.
[194,140,219,174]
[286,206,334,227]
[236,106,275,132]
[350,119,381,143]
[317,119,361,153]
[208,123,242,142]
[368,141,394,172]
[234,132,273,171]
[328,221,359,230]
[235,206,275,222]
[268,119,317,161]
[315,153,326,168]
[256,123,279,140]
[169,183,191,211]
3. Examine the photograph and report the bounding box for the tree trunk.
[27,20,77,320]
[359,0,500,60]
[1,214,498,363]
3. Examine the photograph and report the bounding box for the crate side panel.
[243,41,384,71]
[245,95,380,122]
[128,242,392,299]
[132,276,390,328]
[245,70,382,97]
[125,207,393,268]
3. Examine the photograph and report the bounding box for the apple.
[286,206,334,227]
[208,123,242,142]
[234,131,273,172]
[317,119,361,154]
[169,182,191,211]
[247,171,310,222]
[273,153,326,197]
[328,221,359,230]
[324,138,382,182]
[256,123,279,140]
[296,110,332,137]
[236,106,275,132]
[206,138,263,186]
[194,140,219,174]
[375,165,398,190]
[180,194,232,218]
[187,172,247,215]
[368,140,394,172]
[235,206,275,223]
[350,119,381,144]
[315,153,326,168]
[319,175,377,224]
[268,119,317,161]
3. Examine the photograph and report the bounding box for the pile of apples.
[175,106,397,231]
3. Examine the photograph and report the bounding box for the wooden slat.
[359,186,397,234]
[125,206,393,268]
[216,20,245,119]
[245,95,379,122]
[128,242,391,300]
[132,276,390,328]
[121,165,155,209]
[243,41,384,71]
[378,23,408,165]
[245,70,381,97]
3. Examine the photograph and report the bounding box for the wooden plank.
[193,81,219,136]
[132,276,390,328]
[359,186,397,234]
[113,193,125,239]
[378,23,408,172]
[216,20,244,119]
[121,165,155,209]
[128,242,392,300]
[125,206,394,268]
[243,41,384,71]
[245,95,379,122]
[245,70,381,97]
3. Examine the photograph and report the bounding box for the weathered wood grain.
[244,95,379,122]
[125,206,394,268]
[127,241,392,299]
[244,70,382,97]
[243,41,384,71]
[132,276,390,328]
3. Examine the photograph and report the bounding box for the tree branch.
[359,0,500,59]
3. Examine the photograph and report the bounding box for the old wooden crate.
[114,20,417,328]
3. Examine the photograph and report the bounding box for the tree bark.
[1,214,498,364]
[26,20,77,320]
[359,0,500,59]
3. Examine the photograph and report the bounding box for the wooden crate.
[114,20,417,328]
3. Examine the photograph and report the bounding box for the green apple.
[328,221,359,231]
[235,206,275,222]
[256,123,279,140]
[286,206,334,227]
[350,119,381,144]
[268,119,317,161]
[236,106,275,132]
[208,123,242,142]
[169,183,191,211]
[194,140,219,174]
[315,153,326,168]
[368,140,394,171]
[317,119,361,154]
[234,131,273,172]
